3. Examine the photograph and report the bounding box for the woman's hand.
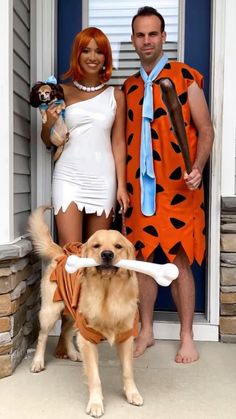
[46,103,61,126]
[117,186,130,214]
[41,103,62,146]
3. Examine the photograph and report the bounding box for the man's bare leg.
[171,249,199,363]
[134,252,157,358]
[54,315,71,358]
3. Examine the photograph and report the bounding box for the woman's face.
[79,38,105,79]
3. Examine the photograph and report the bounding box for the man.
[123,7,214,363]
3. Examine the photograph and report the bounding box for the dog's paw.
[86,401,104,418]
[126,391,143,406]
[68,349,82,362]
[30,361,45,372]
[30,359,45,373]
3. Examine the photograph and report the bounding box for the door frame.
[33,0,221,340]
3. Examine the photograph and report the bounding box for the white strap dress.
[52,86,117,216]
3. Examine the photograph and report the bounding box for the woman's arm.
[41,106,60,147]
[112,88,130,212]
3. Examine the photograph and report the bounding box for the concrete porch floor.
[0,337,236,419]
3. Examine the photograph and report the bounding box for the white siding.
[13,0,31,237]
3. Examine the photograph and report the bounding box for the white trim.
[207,0,224,329]
[0,0,14,244]
[154,322,218,341]
[220,0,236,196]
[82,0,88,29]
[50,314,219,341]
[154,313,218,341]
[36,0,56,209]
[30,0,38,211]
[178,0,185,61]
[30,0,57,228]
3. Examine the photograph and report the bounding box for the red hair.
[63,27,113,82]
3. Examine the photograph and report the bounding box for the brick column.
[220,198,236,342]
[0,240,41,378]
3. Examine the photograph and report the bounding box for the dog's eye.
[93,243,101,249]
[115,244,123,249]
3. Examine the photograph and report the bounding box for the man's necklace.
[73,80,105,92]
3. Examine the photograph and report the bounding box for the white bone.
[65,255,178,286]
[115,259,178,287]
[65,255,98,273]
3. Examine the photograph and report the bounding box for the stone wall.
[220,197,236,342]
[0,240,41,378]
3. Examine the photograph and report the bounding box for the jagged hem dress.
[52,86,117,218]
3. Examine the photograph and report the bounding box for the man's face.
[131,15,166,69]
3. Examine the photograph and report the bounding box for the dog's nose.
[101,250,114,262]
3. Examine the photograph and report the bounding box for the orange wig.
[63,27,113,83]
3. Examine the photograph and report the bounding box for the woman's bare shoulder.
[59,82,73,93]
[59,82,75,102]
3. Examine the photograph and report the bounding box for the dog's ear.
[51,83,65,101]
[30,82,44,107]
[125,238,136,260]
[80,242,88,258]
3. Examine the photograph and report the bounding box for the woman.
[41,27,129,357]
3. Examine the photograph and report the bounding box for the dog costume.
[50,242,139,344]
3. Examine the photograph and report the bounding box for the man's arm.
[184,81,214,190]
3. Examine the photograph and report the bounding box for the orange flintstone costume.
[50,242,139,344]
[123,61,205,264]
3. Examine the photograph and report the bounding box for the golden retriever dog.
[28,206,143,417]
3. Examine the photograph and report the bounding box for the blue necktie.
[140,54,168,216]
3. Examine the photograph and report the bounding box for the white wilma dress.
[52,86,117,216]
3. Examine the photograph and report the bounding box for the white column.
[30,0,57,227]
[0,0,13,244]
[221,0,236,196]
[208,0,236,327]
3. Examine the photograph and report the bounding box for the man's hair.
[131,6,165,34]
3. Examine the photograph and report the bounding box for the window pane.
[88,0,179,86]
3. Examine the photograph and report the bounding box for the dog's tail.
[28,206,63,260]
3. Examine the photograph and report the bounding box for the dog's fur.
[28,206,143,417]
[30,82,65,122]
[30,82,68,161]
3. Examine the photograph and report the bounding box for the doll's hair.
[29,82,64,108]
[62,27,113,83]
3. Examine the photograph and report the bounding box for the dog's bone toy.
[65,256,178,287]
[65,256,99,273]
[115,259,178,287]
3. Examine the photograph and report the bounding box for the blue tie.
[140,54,168,216]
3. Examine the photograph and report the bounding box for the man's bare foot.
[133,330,155,358]
[54,335,68,359]
[175,335,199,363]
